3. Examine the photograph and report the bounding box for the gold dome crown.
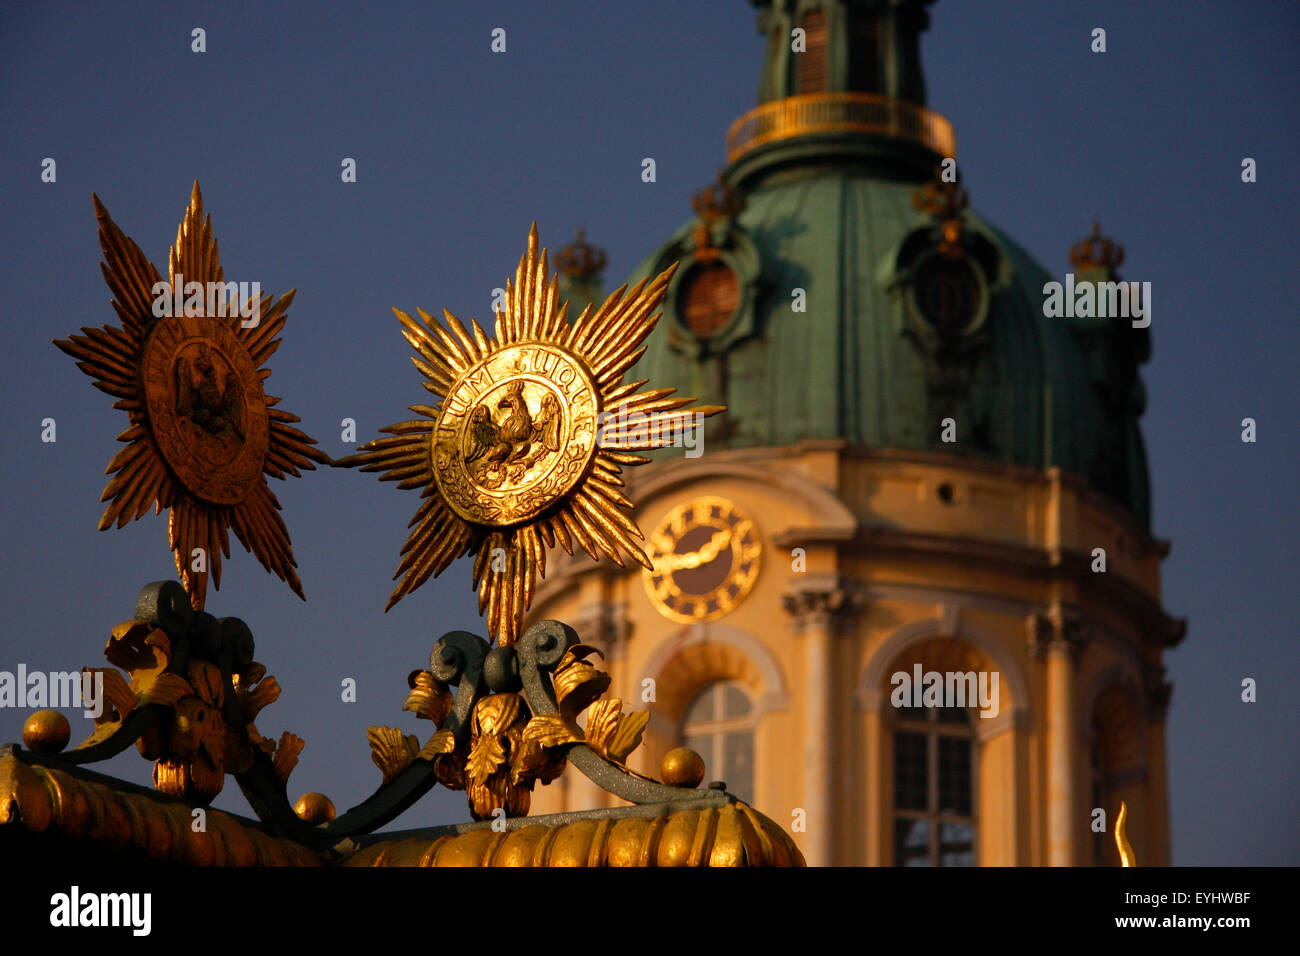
[912,168,969,221]
[554,227,607,280]
[1070,220,1125,271]
[692,172,746,226]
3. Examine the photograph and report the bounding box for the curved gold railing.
[726,92,956,163]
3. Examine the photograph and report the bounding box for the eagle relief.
[433,343,599,528]
[465,380,560,487]
[142,313,270,507]
[173,342,246,458]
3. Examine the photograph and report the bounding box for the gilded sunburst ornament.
[54,182,326,610]
[337,224,723,644]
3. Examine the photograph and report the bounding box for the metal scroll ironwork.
[18,201,735,856]
[21,581,724,853]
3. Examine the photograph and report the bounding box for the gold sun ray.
[337,224,724,645]
[55,182,327,610]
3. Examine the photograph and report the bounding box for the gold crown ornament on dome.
[554,227,608,281]
[690,171,747,256]
[912,166,969,222]
[692,171,746,226]
[912,165,971,259]
[1069,220,1125,272]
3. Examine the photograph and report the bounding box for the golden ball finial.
[293,792,336,825]
[661,747,706,788]
[23,710,71,753]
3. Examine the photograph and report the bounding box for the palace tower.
[528,0,1183,866]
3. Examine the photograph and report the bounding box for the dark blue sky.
[1,1,1296,865]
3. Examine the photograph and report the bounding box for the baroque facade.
[527,0,1183,866]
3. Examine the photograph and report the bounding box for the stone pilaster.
[567,601,631,662]
[1028,609,1087,866]
[783,578,863,866]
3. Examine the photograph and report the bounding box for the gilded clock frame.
[642,495,762,624]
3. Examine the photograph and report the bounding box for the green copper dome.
[622,0,1152,525]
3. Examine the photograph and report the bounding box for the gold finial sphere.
[23,710,71,753]
[294,792,336,825]
[661,747,706,788]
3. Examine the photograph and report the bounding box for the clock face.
[642,496,761,623]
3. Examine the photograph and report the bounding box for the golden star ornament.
[55,182,327,610]
[338,224,723,644]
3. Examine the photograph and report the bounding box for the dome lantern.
[627,1,1155,526]
[731,0,953,187]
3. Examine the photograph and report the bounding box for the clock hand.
[691,527,732,566]
[653,527,732,574]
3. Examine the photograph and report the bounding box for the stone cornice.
[854,525,1181,647]
[837,448,1170,559]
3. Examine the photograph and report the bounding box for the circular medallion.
[433,343,599,527]
[643,496,761,624]
[142,315,270,506]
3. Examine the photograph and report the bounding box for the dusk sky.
[1,0,1296,865]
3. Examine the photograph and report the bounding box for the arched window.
[1088,684,1144,866]
[892,703,976,866]
[680,681,755,804]
[1090,727,1118,866]
[848,8,881,93]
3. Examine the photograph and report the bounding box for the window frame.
[890,704,980,866]
[678,680,758,805]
